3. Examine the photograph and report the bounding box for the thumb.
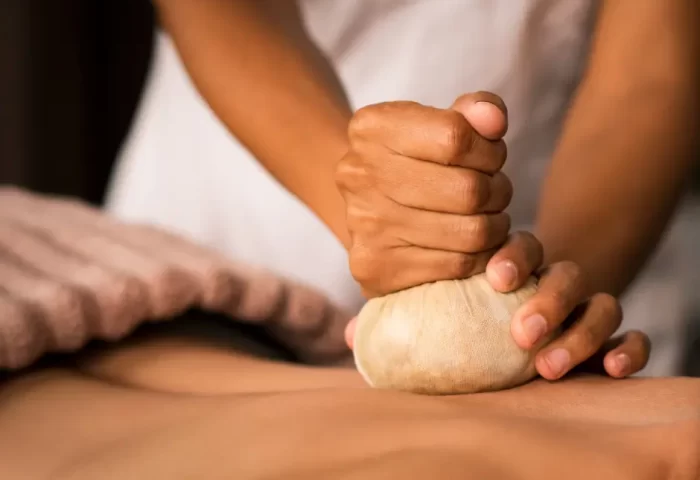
[450,91,508,141]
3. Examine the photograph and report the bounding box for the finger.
[392,208,511,253]
[485,231,544,292]
[602,330,651,378]
[535,293,622,380]
[367,153,512,214]
[481,172,513,212]
[450,91,508,140]
[570,331,651,377]
[345,317,358,350]
[510,261,586,349]
[449,91,509,173]
[350,244,494,296]
[349,101,507,173]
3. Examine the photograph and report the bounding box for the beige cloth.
[0,186,351,369]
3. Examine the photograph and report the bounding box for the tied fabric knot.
[0,186,353,369]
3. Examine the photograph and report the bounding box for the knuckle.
[436,112,471,161]
[348,104,382,140]
[512,229,538,249]
[493,171,513,205]
[334,154,368,192]
[591,293,622,328]
[543,286,571,316]
[628,330,652,352]
[448,254,477,278]
[453,170,486,210]
[48,284,84,326]
[345,205,385,237]
[450,215,488,250]
[495,212,511,235]
[469,215,494,249]
[559,260,582,277]
[466,214,509,250]
[333,157,351,189]
[349,247,378,284]
[569,327,600,356]
[522,231,544,265]
[515,229,543,254]
[558,261,585,291]
[469,213,489,236]
[350,101,422,142]
[494,140,508,170]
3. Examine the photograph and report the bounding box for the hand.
[336,92,519,297]
[344,241,652,380]
[502,257,652,380]
[338,92,651,379]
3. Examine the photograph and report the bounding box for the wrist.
[298,132,352,249]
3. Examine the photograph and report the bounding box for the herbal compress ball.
[353,274,551,395]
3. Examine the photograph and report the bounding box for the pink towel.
[0,186,353,369]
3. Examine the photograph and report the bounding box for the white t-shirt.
[106,0,697,376]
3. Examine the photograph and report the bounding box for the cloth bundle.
[0,186,352,369]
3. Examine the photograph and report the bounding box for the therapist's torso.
[106,0,695,375]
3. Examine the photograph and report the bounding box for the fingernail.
[614,353,631,375]
[522,314,547,345]
[464,102,506,139]
[545,348,570,378]
[492,261,517,289]
[473,101,501,115]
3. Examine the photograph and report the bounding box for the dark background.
[0,0,698,375]
[0,0,154,205]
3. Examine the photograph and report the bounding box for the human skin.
[536,1,700,298]
[0,329,697,480]
[152,0,699,300]
[150,0,646,382]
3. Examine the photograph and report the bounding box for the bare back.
[0,323,698,480]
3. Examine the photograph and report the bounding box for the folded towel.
[0,186,353,369]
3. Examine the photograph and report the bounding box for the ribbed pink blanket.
[0,186,352,369]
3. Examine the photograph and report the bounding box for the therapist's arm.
[536,0,700,297]
[153,0,353,245]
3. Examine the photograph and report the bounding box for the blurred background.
[0,0,153,204]
[0,1,698,375]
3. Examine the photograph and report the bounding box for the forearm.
[537,85,697,296]
[535,0,700,296]
[153,0,352,245]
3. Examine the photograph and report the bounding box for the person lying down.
[0,187,698,479]
[0,316,698,480]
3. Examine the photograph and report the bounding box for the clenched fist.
[338,93,651,381]
[336,92,539,297]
